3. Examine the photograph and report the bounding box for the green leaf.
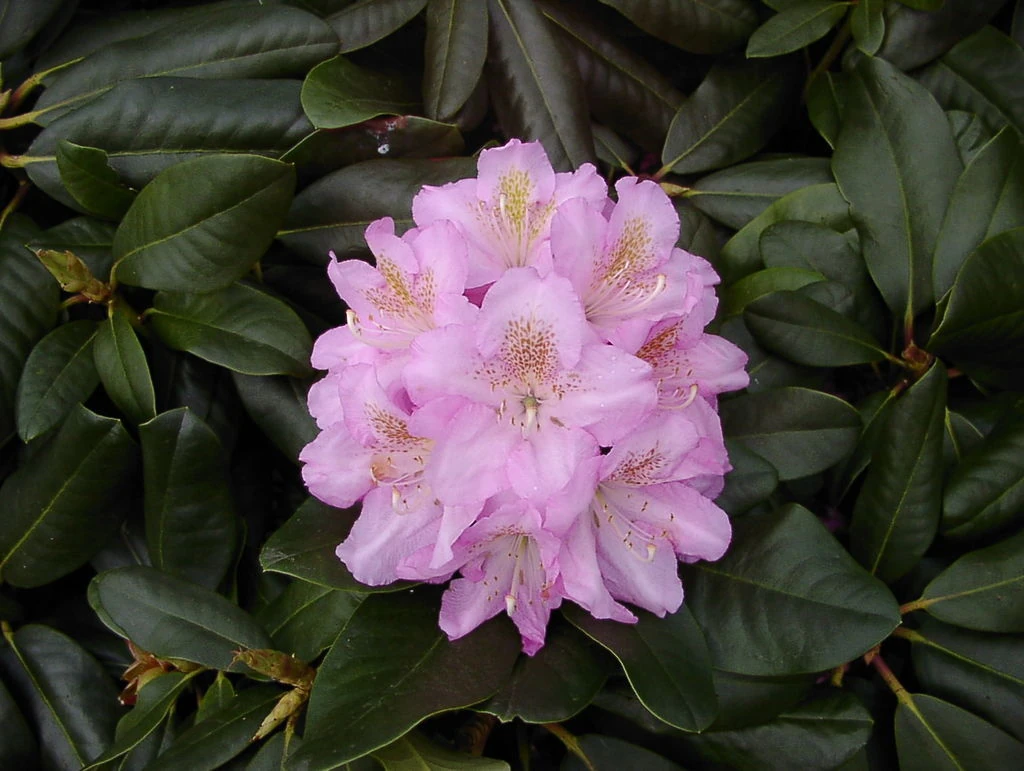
[373,731,510,771]
[0,0,63,58]
[480,616,610,724]
[851,0,885,55]
[718,267,825,317]
[746,1,846,58]
[715,440,778,516]
[943,409,985,470]
[256,580,362,662]
[0,219,60,446]
[849,363,946,583]
[0,405,137,587]
[291,588,520,770]
[423,0,488,122]
[24,78,312,210]
[88,565,274,670]
[0,624,121,770]
[928,227,1024,384]
[875,0,1004,71]
[112,154,295,292]
[831,389,899,502]
[684,691,873,770]
[140,408,237,590]
[917,529,1024,633]
[661,58,797,176]
[832,56,961,322]
[720,387,861,481]
[33,5,338,123]
[563,735,682,771]
[487,0,595,172]
[0,678,36,766]
[27,217,116,280]
[595,0,758,55]
[196,672,236,723]
[146,686,283,771]
[278,157,475,263]
[909,617,1024,742]
[563,604,717,733]
[232,373,318,464]
[709,670,815,731]
[94,301,157,425]
[686,157,833,230]
[947,109,995,166]
[918,26,1024,138]
[895,693,1024,771]
[56,141,137,220]
[805,71,846,149]
[942,415,1024,541]
[744,291,887,367]
[15,320,99,442]
[682,505,900,675]
[301,56,420,129]
[719,316,823,394]
[328,0,428,52]
[149,282,313,377]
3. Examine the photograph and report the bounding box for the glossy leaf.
[563,604,717,733]
[596,0,758,55]
[874,0,1005,71]
[933,128,1024,300]
[94,301,157,425]
[15,320,99,442]
[88,565,274,670]
[0,0,64,58]
[301,56,420,129]
[917,529,1024,633]
[746,1,846,59]
[256,580,362,662]
[832,56,961,322]
[563,735,681,771]
[140,408,237,590]
[0,405,137,588]
[850,0,884,55]
[291,588,520,769]
[196,672,236,724]
[805,70,846,149]
[709,670,815,731]
[718,267,825,318]
[0,677,36,767]
[714,440,778,516]
[112,154,295,292]
[849,363,946,583]
[487,0,595,172]
[56,140,137,220]
[0,624,121,770]
[329,0,428,52]
[148,282,313,377]
[661,58,797,175]
[373,731,510,771]
[831,389,898,502]
[947,109,995,166]
[682,505,900,675]
[232,373,318,464]
[27,217,117,280]
[423,0,488,122]
[720,387,861,481]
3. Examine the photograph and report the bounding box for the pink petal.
[553,163,608,207]
[559,516,637,624]
[594,516,684,617]
[550,197,607,298]
[423,403,517,505]
[475,138,555,207]
[507,425,598,503]
[646,483,732,562]
[307,372,343,429]
[299,425,373,508]
[600,411,701,485]
[404,324,493,407]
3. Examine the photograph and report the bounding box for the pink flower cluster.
[301,140,749,655]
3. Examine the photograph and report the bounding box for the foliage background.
[0,0,1023,768]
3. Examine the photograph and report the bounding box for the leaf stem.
[0,179,30,230]
[899,598,931,615]
[544,723,596,771]
[891,626,926,643]
[805,19,853,101]
[867,650,913,706]
[4,57,85,115]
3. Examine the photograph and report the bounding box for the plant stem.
[805,20,853,101]
[0,179,29,230]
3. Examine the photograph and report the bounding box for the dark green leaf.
[851,0,885,55]
[24,79,312,210]
[278,157,475,263]
[563,735,682,771]
[746,1,847,58]
[850,362,946,583]
[895,693,1024,770]
[1015,0,1024,47]
[112,154,295,292]
[56,141,137,220]
[373,731,510,771]
[744,290,887,367]
[910,617,1024,742]
[661,58,797,175]
[94,301,157,425]
[675,199,727,263]
[15,320,99,442]
[0,624,120,770]
[291,588,520,769]
[481,617,609,724]
[27,217,116,280]
[0,0,63,58]
[719,317,824,394]
[805,71,846,149]
[149,282,313,377]
[918,529,1024,633]
[0,677,37,767]
[875,0,1004,71]
[328,0,427,52]
[682,505,900,675]
[596,0,758,55]
[686,157,833,230]
[942,415,1024,541]
[831,389,898,502]
[943,409,985,470]
[487,0,595,172]
[196,672,236,723]
[933,128,1024,300]
[563,604,717,733]
[33,5,338,123]
[709,670,815,731]
[947,109,995,166]
[88,565,274,670]
[918,26,1024,137]
[232,373,318,464]
[715,440,778,516]
[301,56,420,129]
[719,267,825,317]
[140,408,237,590]
[0,405,137,587]
[423,0,488,122]
[256,580,362,662]
[720,387,861,480]
[832,56,961,322]
[146,686,282,771]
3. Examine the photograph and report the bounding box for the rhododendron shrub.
[300,140,749,654]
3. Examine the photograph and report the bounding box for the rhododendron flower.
[301,138,749,655]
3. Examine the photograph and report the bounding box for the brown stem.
[0,179,30,230]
